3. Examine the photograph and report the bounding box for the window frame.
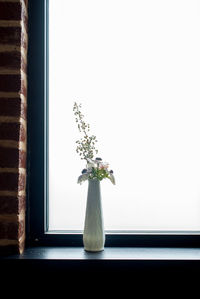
[27,0,200,248]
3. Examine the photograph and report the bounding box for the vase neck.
[89,178,100,185]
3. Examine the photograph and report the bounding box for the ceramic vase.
[83,179,105,252]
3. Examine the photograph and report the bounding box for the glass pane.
[49,0,200,231]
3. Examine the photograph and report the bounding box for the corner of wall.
[0,0,28,255]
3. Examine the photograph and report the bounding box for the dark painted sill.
[1,246,200,260]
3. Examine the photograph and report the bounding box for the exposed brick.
[21,56,26,73]
[0,147,18,167]
[0,98,26,119]
[18,172,26,191]
[0,195,25,214]
[0,27,21,45]
[19,149,26,168]
[0,219,24,240]
[0,172,18,191]
[0,0,28,255]
[0,196,18,214]
[0,221,18,239]
[24,0,28,8]
[21,31,27,49]
[0,2,21,20]
[0,196,17,214]
[0,122,25,141]
[18,219,24,238]
[19,237,25,254]
[22,2,28,30]
[0,171,26,193]
[0,74,21,92]
[0,122,19,140]
[20,77,27,97]
[22,15,28,31]
[18,194,25,212]
[21,101,27,120]
[0,51,21,70]
[19,123,26,141]
[0,148,26,168]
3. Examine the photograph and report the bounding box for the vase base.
[84,247,104,252]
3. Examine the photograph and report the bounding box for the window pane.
[49,0,200,231]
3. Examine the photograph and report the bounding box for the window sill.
[3,246,200,260]
[1,246,199,294]
[1,246,200,288]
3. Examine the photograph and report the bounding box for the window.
[28,0,200,247]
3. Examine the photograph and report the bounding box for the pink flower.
[99,162,109,170]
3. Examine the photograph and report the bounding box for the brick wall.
[0,0,28,254]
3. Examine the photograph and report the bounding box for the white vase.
[83,179,105,252]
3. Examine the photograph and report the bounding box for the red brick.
[0,98,26,119]
[24,0,28,8]
[19,237,25,254]
[18,219,24,238]
[0,172,18,191]
[0,123,19,140]
[19,149,26,168]
[21,56,27,73]
[0,147,18,167]
[0,219,24,240]
[0,195,25,214]
[19,123,26,141]
[21,78,27,97]
[0,0,28,255]
[0,221,18,239]
[0,197,18,214]
[21,31,27,49]
[0,3,21,20]
[18,194,26,212]
[0,74,21,92]
[0,122,25,141]
[21,101,27,120]
[0,27,21,46]
[0,171,26,192]
[19,172,26,191]
[0,51,21,70]
[0,148,26,168]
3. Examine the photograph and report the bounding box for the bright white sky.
[49,0,200,232]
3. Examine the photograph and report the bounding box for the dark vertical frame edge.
[44,0,49,235]
[27,0,46,244]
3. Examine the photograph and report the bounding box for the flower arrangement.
[73,102,115,185]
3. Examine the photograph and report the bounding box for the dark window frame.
[27,0,200,248]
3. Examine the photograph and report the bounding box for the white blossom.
[74,103,116,185]
[109,173,116,185]
[77,173,89,184]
